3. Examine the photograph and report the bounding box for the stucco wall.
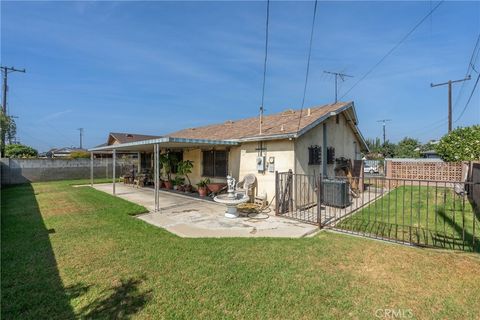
[295,114,362,178]
[237,140,295,201]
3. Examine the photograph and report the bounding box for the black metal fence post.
[317,174,322,226]
[275,171,279,216]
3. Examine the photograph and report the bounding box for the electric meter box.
[256,156,265,172]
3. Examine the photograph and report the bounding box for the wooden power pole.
[431,76,471,133]
[1,66,26,157]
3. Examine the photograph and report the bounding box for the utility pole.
[431,76,471,133]
[77,128,84,149]
[324,70,353,103]
[1,66,26,157]
[377,119,392,146]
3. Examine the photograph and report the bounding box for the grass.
[337,185,480,252]
[2,180,480,319]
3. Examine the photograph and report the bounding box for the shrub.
[70,151,90,159]
[436,125,480,161]
[5,144,38,158]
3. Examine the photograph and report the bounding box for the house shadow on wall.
[1,184,151,319]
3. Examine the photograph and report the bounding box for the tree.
[1,113,17,154]
[381,141,397,158]
[5,143,38,158]
[395,137,421,158]
[436,125,480,162]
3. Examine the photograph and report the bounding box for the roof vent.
[307,108,311,116]
[225,120,234,124]
[281,124,284,131]
[126,134,133,138]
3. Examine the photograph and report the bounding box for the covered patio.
[93,183,319,238]
[89,136,238,211]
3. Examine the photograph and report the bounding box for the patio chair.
[236,174,256,202]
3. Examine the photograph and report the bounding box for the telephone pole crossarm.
[430,76,471,133]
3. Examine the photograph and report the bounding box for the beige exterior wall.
[236,140,295,201]
[295,113,362,178]
[165,141,294,202]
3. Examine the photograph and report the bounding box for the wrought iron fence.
[275,171,480,252]
[330,176,479,252]
[275,170,321,225]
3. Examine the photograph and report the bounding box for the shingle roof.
[168,102,351,140]
[108,132,161,145]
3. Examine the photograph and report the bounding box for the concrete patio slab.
[92,183,319,238]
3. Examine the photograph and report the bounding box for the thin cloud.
[39,109,73,122]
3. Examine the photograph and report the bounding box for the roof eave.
[88,136,239,152]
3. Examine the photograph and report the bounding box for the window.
[202,150,228,177]
[170,151,183,174]
[308,146,321,165]
[327,147,335,164]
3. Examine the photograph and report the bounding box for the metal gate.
[275,170,321,225]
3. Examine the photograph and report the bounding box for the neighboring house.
[90,102,369,200]
[107,132,162,145]
[47,147,87,158]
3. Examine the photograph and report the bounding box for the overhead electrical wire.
[340,0,444,99]
[453,33,480,109]
[453,32,480,123]
[259,0,270,116]
[454,72,480,123]
[297,0,319,132]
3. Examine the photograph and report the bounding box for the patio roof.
[88,136,239,152]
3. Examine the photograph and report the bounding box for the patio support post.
[113,149,116,195]
[137,152,141,174]
[90,152,94,187]
[154,144,160,212]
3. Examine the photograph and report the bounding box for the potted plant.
[159,153,179,189]
[196,178,210,197]
[173,176,185,191]
[177,160,194,192]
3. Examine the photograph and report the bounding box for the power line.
[259,0,270,135]
[297,0,319,132]
[323,70,353,103]
[453,33,480,109]
[454,72,480,123]
[340,0,444,99]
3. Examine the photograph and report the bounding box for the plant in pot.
[159,153,179,189]
[173,176,185,191]
[177,160,194,193]
[196,178,210,197]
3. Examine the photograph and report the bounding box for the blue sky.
[1,1,479,151]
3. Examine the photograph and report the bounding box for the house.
[89,101,368,205]
[46,147,87,158]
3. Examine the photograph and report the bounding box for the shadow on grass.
[1,183,77,319]
[1,183,152,319]
[77,276,152,319]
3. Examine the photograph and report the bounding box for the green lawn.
[2,181,480,319]
[337,185,480,252]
